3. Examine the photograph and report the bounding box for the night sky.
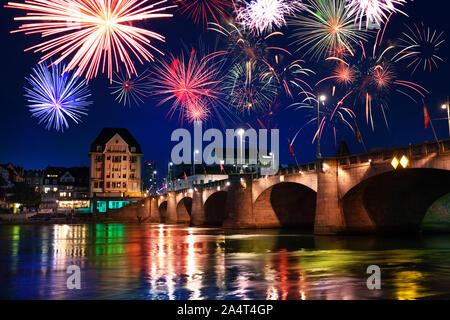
[1,0,450,182]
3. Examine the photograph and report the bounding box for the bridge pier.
[143,198,151,218]
[149,197,160,222]
[223,174,255,228]
[191,187,205,226]
[314,159,346,235]
[165,191,178,224]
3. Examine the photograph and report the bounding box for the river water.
[0,223,450,300]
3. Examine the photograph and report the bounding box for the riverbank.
[0,215,149,226]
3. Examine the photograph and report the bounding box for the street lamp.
[167,162,173,190]
[441,97,450,137]
[237,128,245,173]
[317,94,326,159]
[193,149,199,186]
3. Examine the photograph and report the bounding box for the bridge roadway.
[110,139,450,234]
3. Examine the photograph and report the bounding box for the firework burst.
[6,0,176,81]
[346,0,407,29]
[291,91,356,146]
[25,62,92,131]
[289,0,369,60]
[260,50,315,98]
[209,20,284,63]
[318,38,428,130]
[224,59,278,113]
[175,0,233,28]
[236,0,303,35]
[151,49,226,123]
[394,23,445,73]
[110,70,152,107]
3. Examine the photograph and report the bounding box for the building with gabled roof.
[89,128,143,213]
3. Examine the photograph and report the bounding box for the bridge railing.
[336,139,450,167]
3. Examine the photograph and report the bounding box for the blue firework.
[25,62,92,131]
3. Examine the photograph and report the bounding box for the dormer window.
[131,147,136,152]
[96,145,102,152]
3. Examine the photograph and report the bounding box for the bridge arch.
[176,197,192,224]
[342,168,450,233]
[204,191,228,226]
[253,182,316,229]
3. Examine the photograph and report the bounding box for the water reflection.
[0,224,450,299]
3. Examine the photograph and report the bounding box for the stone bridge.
[116,139,450,234]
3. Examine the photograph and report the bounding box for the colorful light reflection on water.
[1,223,450,300]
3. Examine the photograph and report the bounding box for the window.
[123,182,127,188]
[123,174,126,178]
[94,182,98,188]
[117,182,121,188]
[112,182,116,188]
[96,146,102,152]
[131,147,136,152]
[100,182,104,188]
[107,156,111,160]
[106,182,110,188]
[123,156,127,160]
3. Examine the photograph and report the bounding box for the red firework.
[175,0,233,28]
[151,48,226,123]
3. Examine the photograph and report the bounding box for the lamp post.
[237,128,245,173]
[193,149,199,186]
[441,96,450,138]
[167,162,173,190]
[317,94,326,159]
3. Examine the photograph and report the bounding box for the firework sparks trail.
[110,69,153,106]
[6,0,176,81]
[346,0,408,30]
[291,91,356,146]
[151,49,227,123]
[260,49,315,98]
[289,0,370,60]
[209,20,287,63]
[224,59,278,114]
[175,0,233,28]
[394,22,445,73]
[25,61,92,131]
[236,0,303,35]
[317,29,429,130]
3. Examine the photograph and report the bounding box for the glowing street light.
[317,94,326,159]
[391,155,409,169]
[441,97,450,137]
[400,155,409,168]
[391,157,399,169]
[193,149,199,185]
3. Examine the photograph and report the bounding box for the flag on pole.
[288,140,295,157]
[184,172,187,181]
[220,163,224,172]
[423,99,431,129]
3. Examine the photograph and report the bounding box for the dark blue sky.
[1,1,450,181]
